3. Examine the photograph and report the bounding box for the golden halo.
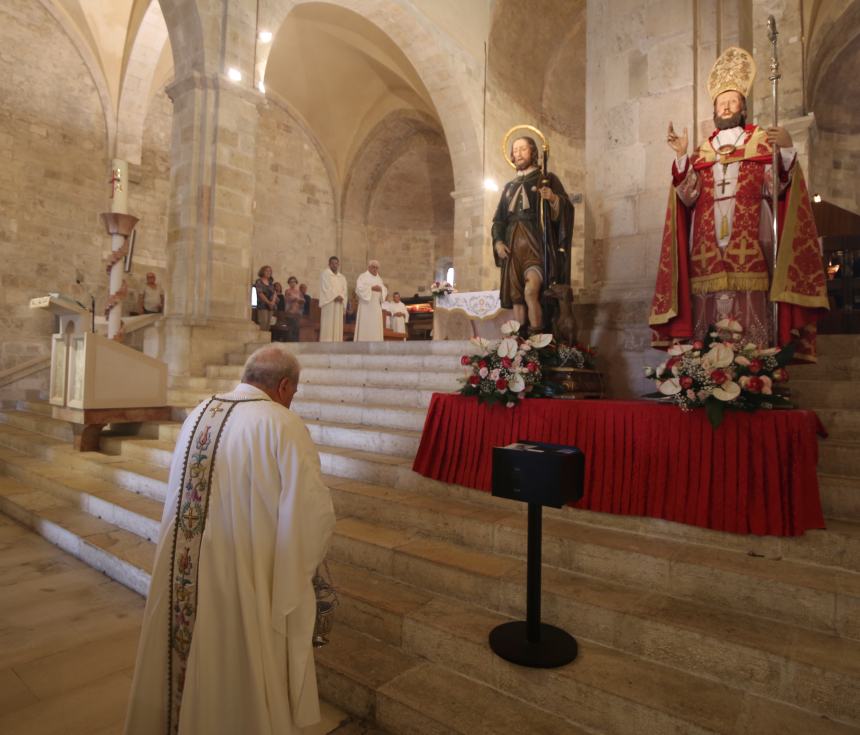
[502,124,548,170]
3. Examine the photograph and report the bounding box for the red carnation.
[526,362,538,373]
[692,340,704,350]
[748,359,763,375]
[460,355,471,366]
[478,360,488,369]
[710,369,728,385]
[468,375,480,385]
[679,375,693,389]
[496,378,508,391]
[501,357,513,369]
[746,376,764,393]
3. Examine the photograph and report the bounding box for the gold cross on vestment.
[727,237,760,267]
[208,404,224,416]
[690,246,719,273]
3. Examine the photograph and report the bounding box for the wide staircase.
[0,336,859,734]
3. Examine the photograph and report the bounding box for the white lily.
[527,332,553,349]
[712,381,740,401]
[658,378,682,395]
[469,336,492,355]
[508,373,525,393]
[497,337,519,359]
[501,320,521,337]
[668,343,694,356]
[715,318,743,333]
[702,343,734,369]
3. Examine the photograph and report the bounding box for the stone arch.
[117,0,171,163]
[806,0,860,134]
[156,0,205,80]
[36,0,115,153]
[257,0,482,193]
[341,108,455,292]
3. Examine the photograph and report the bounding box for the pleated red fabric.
[412,395,827,537]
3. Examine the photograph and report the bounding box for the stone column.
[162,72,262,376]
[451,185,491,292]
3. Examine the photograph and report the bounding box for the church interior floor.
[0,337,859,734]
[0,513,359,734]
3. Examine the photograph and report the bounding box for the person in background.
[299,283,312,316]
[273,282,286,313]
[354,260,387,341]
[284,276,303,342]
[385,292,410,335]
[139,272,164,314]
[255,265,277,332]
[319,256,348,342]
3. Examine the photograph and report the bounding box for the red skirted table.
[412,395,826,537]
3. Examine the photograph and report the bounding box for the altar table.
[412,395,826,537]
[432,290,513,340]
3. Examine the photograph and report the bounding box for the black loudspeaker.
[488,440,584,668]
[492,441,584,508]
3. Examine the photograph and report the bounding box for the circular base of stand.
[488,621,578,668]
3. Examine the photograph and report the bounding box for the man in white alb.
[354,259,387,341]
[138,272,164,314]
[383,291,409,335]
[124,344,335,735]
[319,256,347,342]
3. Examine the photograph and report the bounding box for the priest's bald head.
[242,344,301,408]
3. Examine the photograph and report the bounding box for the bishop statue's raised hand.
[666,122,688,157]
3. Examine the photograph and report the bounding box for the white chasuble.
[318,268,348,342]
[354,270,387,342]
[124,384,335,735]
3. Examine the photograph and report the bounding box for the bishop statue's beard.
[714,111,746,130]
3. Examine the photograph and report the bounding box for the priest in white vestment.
[383,291,410,334]
[354,259,387,341]
[124,345,335,735]
[319,255,348,342]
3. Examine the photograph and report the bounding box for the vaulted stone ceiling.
[263,2,441,183]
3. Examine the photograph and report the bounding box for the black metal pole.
[526,502,542,642]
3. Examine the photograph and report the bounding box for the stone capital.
[166,71,264,107]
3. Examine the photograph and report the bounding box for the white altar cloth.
[432,290,513,341]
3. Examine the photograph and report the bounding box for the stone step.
[816,409,860,442]
[821,474,860,521]
[328,474,860,576]
[792,356,860,381]
[0,424,168,502]
[0,445,161,541]
[0,476,152,596]
[790,379,860,410]
[316,626,587,735]
[820,439,860,478]
[327,478,860,622]
[243,340,473,356]
[206,353,470,377]
[0,407,75,442]
[330,513,860,641]
[103,417,422,464]
[327,558,860,731]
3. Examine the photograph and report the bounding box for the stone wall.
[361,132,454,297]
[252,100,337,301]
[0,0,109,372]
[812,131,860,215]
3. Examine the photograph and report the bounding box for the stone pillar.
[451,185,491,292]
[162,72,262,376]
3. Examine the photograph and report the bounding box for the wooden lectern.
[30,294,170,450]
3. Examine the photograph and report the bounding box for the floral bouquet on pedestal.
[459,320,552,407]
[644,319,794,428]
[430,280,456,297]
